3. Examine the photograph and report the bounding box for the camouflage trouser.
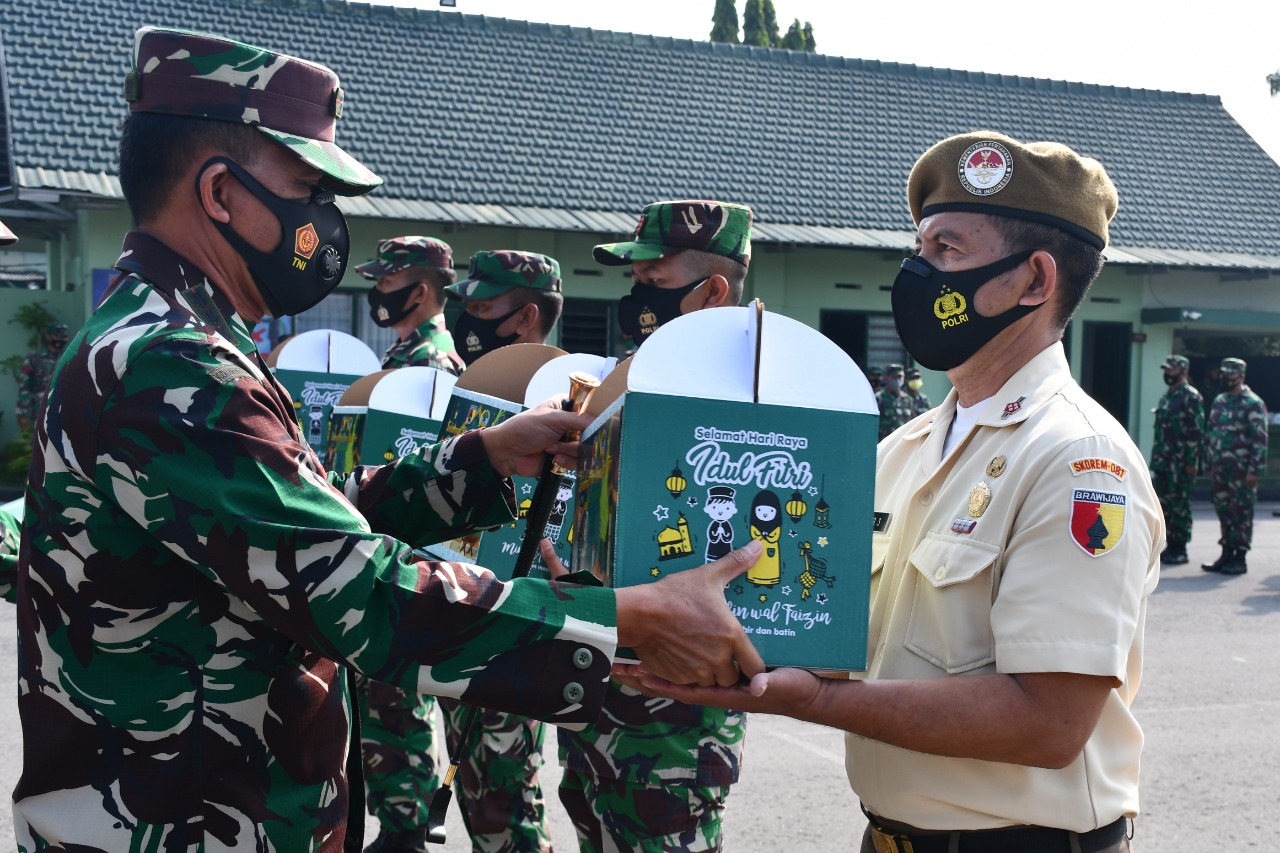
[558,769,730,853]
[360,678,442,833]
[1211,462,1257,552]
[1151,467,1194,545]
[439,697,551,853]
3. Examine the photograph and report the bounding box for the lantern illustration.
[665,462,687,498]
[785,490,808,523]
[814,475,831,529]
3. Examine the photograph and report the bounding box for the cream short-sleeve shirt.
[848,343,1162,832]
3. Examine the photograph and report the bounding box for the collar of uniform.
[419,312,447,337]
[973,342,1073,427]
[899,342,1072,442]
[114,231,257,356]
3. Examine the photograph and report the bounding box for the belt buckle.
[870,825,915,853]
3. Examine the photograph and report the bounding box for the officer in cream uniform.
[635,133,1161,853]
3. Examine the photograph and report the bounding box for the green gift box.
[423,345,614,581]
[573,304,879,671]
[270,329,381,458]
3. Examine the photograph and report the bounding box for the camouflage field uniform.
[1205,384,1268,552]
[1151,380,1203,547]
[907,388,932,417]
[15,346,59,428]
[14,232,618,852]
[876,387,914,439]
[0,500,19,603]
[380,313,463,374]
[556,683,745,852]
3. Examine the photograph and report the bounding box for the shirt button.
[934,567,946,581]
[573,648,594,670]
[563,682,585,704]
[920,490,934,506]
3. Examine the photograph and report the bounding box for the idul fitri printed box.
[421,345,614,581]
[269,329,382,458]
[323,366,458,474]
[573,304,878,670]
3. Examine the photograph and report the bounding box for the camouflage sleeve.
[84,333,616,720]
[1179,390,1204,470]
[330,430,516,550]
[1249,397,1269,476]
[0,504,19,604]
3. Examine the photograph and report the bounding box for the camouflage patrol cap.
[46,323,68,339]
[1162,355,1190,371]
[867,365,883,377]
[445,250,562,301]
[355,236,453,280]
[905,367,921,380]
[885,363,905,376]
[594,200,753,268]
[0,219,15,246]
[125,27,381,196]
[1220,357,1247,374]
[908,131,1118,250]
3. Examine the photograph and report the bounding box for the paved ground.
[1,501,1277,851]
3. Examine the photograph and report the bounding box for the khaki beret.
[908,131,1118,249]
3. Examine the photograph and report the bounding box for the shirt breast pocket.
[905,533,1000,674]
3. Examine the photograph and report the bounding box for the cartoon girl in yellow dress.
[747,490,782,586]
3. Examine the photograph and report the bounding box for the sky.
[375,0,1280,164]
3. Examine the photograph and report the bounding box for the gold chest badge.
[968,482,992,517]
[986,456,1007,478]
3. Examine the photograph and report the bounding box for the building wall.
[0,203,1204,459]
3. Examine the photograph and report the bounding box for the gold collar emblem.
[968,482,992,518]
[986,456,1007,478]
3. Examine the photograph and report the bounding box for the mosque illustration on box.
[648,469,838,603]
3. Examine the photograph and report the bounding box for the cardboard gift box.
[270,329,381,458]
[422,345,614,580]
[324,366,458,473]
[572,303,878,670]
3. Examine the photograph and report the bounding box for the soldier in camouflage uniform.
[367,250,566,853]
[357,236,465,374]
[15,322,68,434]
[13,29,764,853]
[561,200,753,853]
[447,250,564,366]
[1150,355,1203,566]
[876,363,915,439]
[904,366,932,417]
[1201,357,1268,575]
[866,365,884,393]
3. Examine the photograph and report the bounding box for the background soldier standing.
[358,236,465,374]
[1202,357,1268,575]
[15,322,68,434]
[1151,355,1202,566]
[876,362,914,439]
[904,366,932,416]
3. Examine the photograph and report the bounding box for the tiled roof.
[4,0,1280,266]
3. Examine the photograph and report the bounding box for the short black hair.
[118,113,265,224]
[505,287,564,338]
[991,217,1104,331]
[680,250,747,306]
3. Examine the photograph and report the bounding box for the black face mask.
[453,307,522,365]
[891,250,1036,371]
[1162,373,1181,387]
[47,338,67,353]
[201,157,349,318]
[617,277,708,346]
[367,283,421,328]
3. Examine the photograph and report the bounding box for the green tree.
[781,18,807,51]
[742,0,769,47]
[762,0,780,47]
[803,21,816,53]
[710,0,740,44]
